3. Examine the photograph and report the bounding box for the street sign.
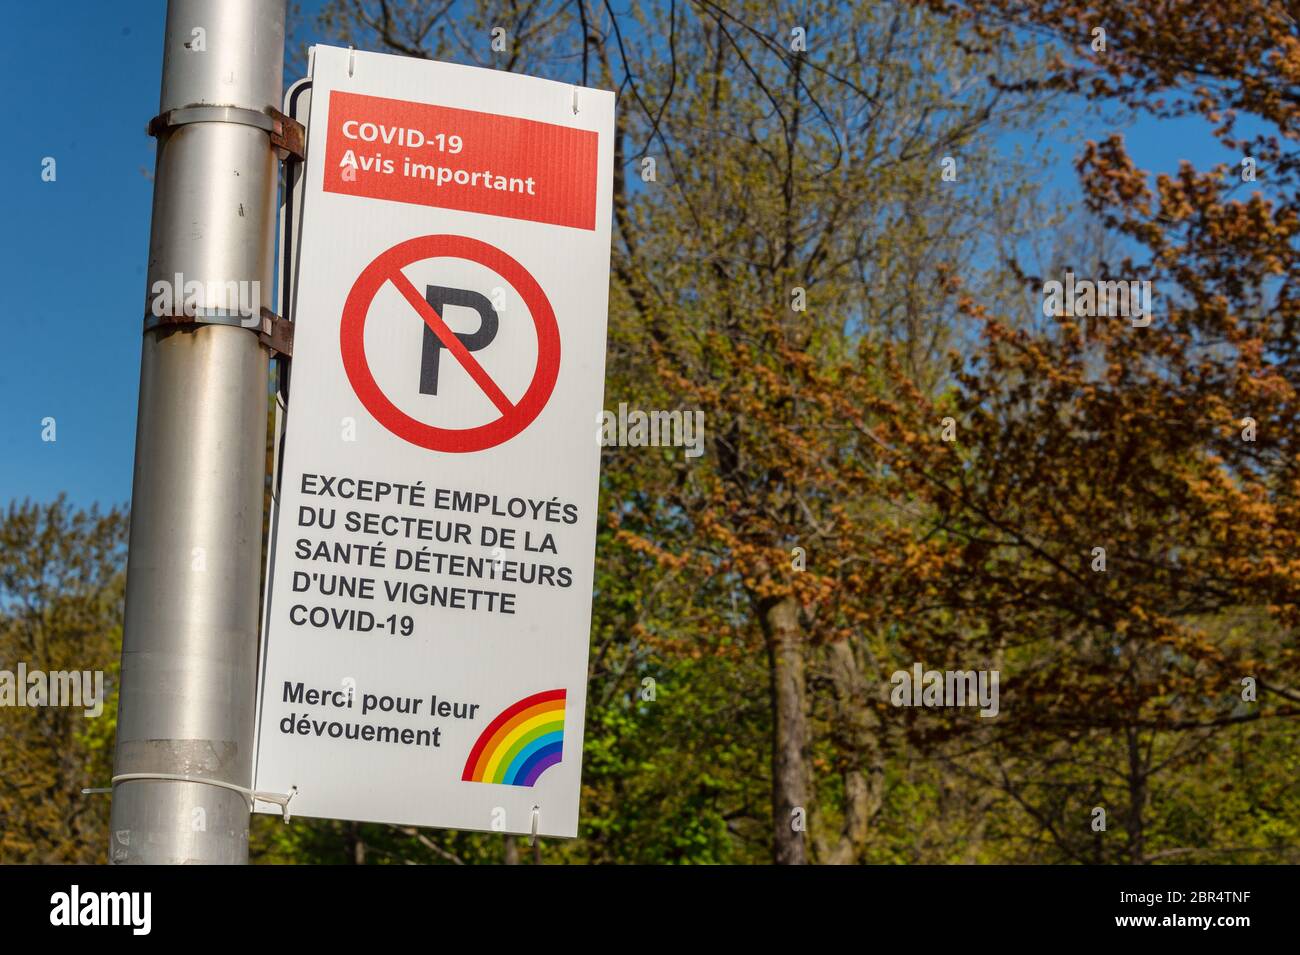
[252,45,613,839]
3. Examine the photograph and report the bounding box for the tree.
[845,0,1300,861]
[0,497,127,863]
[317,0,1051,863]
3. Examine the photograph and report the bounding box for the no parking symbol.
[339,234,561,453]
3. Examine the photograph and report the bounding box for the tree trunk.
[762,593,809,865]
[814,639,883,864]
[1125,725,1147,864]
[349,822,365,865]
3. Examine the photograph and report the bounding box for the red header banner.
[323,90,598,231]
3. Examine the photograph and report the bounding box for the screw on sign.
[339,234,560,452]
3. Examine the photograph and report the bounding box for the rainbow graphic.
[462,689,566,786]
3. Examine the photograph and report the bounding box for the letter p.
[420,286,500,396]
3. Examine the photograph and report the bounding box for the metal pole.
[110,0,285,865]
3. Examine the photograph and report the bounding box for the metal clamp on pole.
[145,305,295,358]
[147,104,305,163]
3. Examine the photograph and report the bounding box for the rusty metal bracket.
[267,107,305,163]
[147,104,306,163]
[144,306,294,358]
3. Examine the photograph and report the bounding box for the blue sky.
[0,1,1257,510]
[0,1,327,511]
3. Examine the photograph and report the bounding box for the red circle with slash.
[340,235,559,452]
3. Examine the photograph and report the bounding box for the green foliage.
[0,496,127,862]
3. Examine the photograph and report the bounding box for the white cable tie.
[82,774,298,822]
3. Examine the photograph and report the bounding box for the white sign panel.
[252,45,613,838]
